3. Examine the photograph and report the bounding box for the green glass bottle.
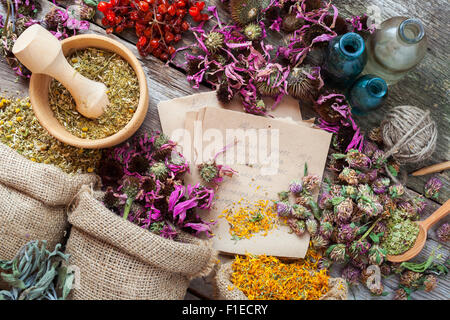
[364,17,428,85]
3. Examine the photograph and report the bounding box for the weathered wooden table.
[0,0,448,300]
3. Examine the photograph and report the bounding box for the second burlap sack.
[215,261,348,300]
[65,187,218,300]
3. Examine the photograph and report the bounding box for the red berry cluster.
[97,0,208,61]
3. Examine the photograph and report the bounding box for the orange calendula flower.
[230,247,330,300]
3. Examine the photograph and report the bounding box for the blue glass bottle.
[322,32,368,88]
[347,75,388,115]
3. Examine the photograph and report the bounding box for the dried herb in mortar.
[49,48,139,139]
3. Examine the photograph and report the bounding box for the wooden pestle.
[12,24,108,119]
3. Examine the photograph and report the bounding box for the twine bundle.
[380,106,437,164]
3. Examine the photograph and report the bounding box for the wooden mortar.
[27,33,148,149]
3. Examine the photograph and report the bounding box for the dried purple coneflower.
[286,66,323,102]
[424,177,443,200]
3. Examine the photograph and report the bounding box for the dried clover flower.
[399,271,422,289]
[368,127,383,145]
[436,223,450,243]
[333,149,371,170]
[336,223,357,244]
[371,149,387,168]
[341,185,358,199]
[317,257,333,271]
[319,221,334,239]
[393,288,408,300]
[302,174,320,192]
[338,168,359,185]
[306,218,319,236]
[334,197,354,224]
[411,196,427,215]
[349,240,372,258]
[318,191,333,209]
[372,177,390,194]
[292,203,311,219]
[311,234,329,249]
[295,193,313,206]
[380,263,391,276]
[341,265,361,286]
[424,177,443,200]
[369,282,384,296]
[287,218,307,237]
[289,179,303,194]
[423,275,438,292]
[368,245,386,265]
[326,243,347,263]
[276,201,292,217]
[389,184,405,199]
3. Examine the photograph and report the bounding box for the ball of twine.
[380,106,437,164]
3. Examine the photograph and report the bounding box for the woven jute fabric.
[215,262,348,300]
[0,143,99,261]
[65,187,218,300]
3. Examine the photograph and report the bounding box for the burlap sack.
[0,143,99,261]
[65,187,218,300]
[215,261,348,300]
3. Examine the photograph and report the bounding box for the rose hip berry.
[97,0,209,61]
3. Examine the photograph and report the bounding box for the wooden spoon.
[12,24,108,119]
[387,199,450,263]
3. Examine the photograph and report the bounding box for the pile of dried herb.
[219,198,278,240]
[0,240,74,300]
[0,94,101,174]
[229,247,330,300]
[49,48,139,140]
[276,133,435,296]
[100,131,216,239]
